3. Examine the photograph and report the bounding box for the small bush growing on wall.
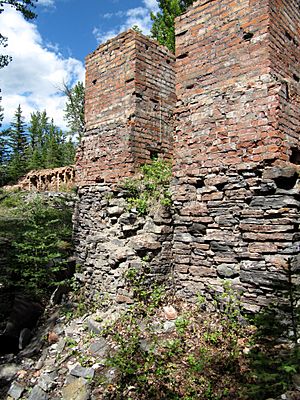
[121,158,172,215]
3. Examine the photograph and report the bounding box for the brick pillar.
[173,0,300,310]
[76,30,176,186]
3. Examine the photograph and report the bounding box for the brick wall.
[172,0,300,310]
[76,30,175,186]
[269,0,300,155]
[174,0,289,173]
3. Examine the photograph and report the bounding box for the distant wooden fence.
[4,166,75,192]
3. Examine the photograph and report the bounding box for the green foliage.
[0,106,76,185]
[122,158,172,215]
[124,266,166,314]
[0,0,37,20]
[6,105,28,181]
[150,0,195,53]
[0,189,23,208]
[63,81,85,143]
[93,281,300,399]
[27,110,75,170]
[175,315,189,335]
[131,25,143,34]
[0,192,73,299]
[100,292,248,399]
[244,306,300,399]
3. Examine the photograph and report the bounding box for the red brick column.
[76,30,175,186]
[173,0,300,310]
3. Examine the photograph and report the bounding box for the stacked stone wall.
[76,31,175,186]
[73,185,173,304]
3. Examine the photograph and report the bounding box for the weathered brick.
[76,30,175,186]
[172,0,300,307]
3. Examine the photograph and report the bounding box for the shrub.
[0,193,73,299]
[121,158,172,215]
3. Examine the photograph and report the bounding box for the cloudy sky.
[0,0,159,130]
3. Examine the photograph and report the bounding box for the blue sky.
[0,0,159,129]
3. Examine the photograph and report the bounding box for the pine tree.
[151,0,195,53]
[0,94,4,127]
[27,110,49,170]
[44,120,64,168]
[0,128,10,185]
[27,110,76,170]
[63,81,85,143]
[8,105,28,181]
[62,138,76,166]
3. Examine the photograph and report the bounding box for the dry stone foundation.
[74,0,300,310]
[73,184,173,304]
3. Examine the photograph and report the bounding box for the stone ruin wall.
[173,0,300,311]
[74,31,176,304]
[74,0,300,310]
[73,184,174,305]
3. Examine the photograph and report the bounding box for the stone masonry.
[173,0,300,310]
[73,184,173,305]
[74,31,175,304]
[74,0,300,310]
[76,30,176,185]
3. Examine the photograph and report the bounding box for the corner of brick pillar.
[173,0,300,311]
[75,30,176,188]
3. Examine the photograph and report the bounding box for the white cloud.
[37,0,55,7]
[93,0,159,44]
[143,0,159,13]
[0,6,85,130]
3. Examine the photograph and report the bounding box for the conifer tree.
[8,104,28,180]
[27,110,49,170]
[0,128,10,185]
[27,110,76,170]
[62,138,76,166]
[44,120,63,168]
[0,95,3,127]
[63,81,85,143]
[151,0,194,53]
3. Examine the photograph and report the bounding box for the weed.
[175,316,189,335]
[121,158,172,215]
[124,266,165,314]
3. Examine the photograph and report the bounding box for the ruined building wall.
[73,184,173,305]
[74,32,175,303]
[269,0,300,155]
[76,30,175,186]
[173,0,300,311]
[74,0,299,310]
